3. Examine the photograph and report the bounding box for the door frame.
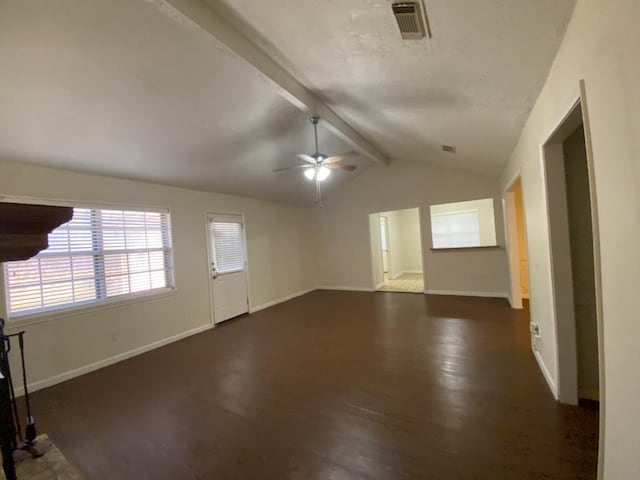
[367,206,428,292]
[379,215,390,276]
[502,172,531,309]
[539,80,605,477]
[205,211,252,326]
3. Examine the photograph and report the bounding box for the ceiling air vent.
[442,145,456,153]
[392,2,426,40]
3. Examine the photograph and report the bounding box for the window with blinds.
[429,198,497,249]
[4,207,174,318]
[431,210,481,248]
[210,218,245,274]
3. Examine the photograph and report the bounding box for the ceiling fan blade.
[324,151,359,164]
[328,163,357,172]
[273,164,312,172]
[297,154,317,164]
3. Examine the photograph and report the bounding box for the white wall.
[398,208,422,273]
[318,161,509,297]
[500,0,640,476]
[0,160,318,392]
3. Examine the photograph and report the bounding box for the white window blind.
[4,207,174,318]
[431,209,481,249]
[211,219,245,274]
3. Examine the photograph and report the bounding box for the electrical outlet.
[530,323,542,351]
[530,323,540,337]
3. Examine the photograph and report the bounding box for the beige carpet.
[1,434,84,480]
[377,273,424,293]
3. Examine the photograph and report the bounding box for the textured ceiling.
[209,0,577,174]
[0,0,577,206]
[0,0,370,206]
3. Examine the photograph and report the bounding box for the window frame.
[0,198,177,325]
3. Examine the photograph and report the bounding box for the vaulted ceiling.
[0,0,576,205]
[210,0,577,173]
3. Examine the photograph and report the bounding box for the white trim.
[317,286,375,292]
[534,349,558,399]
[579,79,606,479]
[249,287,315,313]
[13,324,213,397]
[425,289,509,299]
[376,282,385,290]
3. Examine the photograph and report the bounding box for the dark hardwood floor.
[30,291,598,479]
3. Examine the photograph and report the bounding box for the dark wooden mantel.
[0,202,74,263]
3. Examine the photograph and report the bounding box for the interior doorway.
[504,177,530,309]
[369,207,424,293]
[542,98,602,407]
[563,125,599,403]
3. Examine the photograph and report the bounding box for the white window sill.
[430,245,502,251]
[4,287,178,331]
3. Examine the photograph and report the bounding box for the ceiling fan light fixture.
[317,166,331,181]
[303,168,316,180]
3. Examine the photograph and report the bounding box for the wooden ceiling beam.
[158,0,389,166]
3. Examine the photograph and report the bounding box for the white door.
[208,214,249,324]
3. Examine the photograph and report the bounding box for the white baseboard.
[15,324,213,397]
[376,282,385,290]
[250,287,315,313]
[534,349,558,399]
[317,286,375,292]
[425,289,509,299]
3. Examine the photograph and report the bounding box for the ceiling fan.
[273,115,358,205]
